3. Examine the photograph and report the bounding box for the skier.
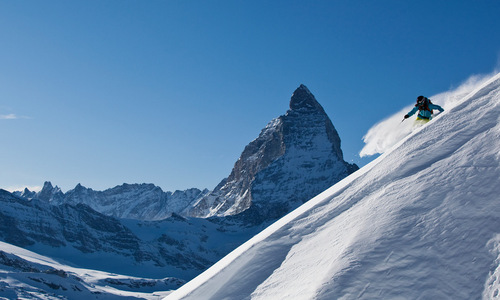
[404,95,444,122]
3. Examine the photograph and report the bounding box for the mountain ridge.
[17,181,209,221]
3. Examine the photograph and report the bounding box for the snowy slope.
[0,241,178,299]
[165,72,500,300]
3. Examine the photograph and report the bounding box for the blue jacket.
[407,103,444,119]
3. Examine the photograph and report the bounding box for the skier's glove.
[404,114,409,119]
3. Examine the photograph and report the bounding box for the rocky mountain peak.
[42,181,54,191]
[37,181,63,202]
[188,85,358,222]
[289,84,326,114]
[74,183,85,191]
[21,182,207,221]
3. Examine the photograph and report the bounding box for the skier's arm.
[406,106,419,117]
[429,103,444,113]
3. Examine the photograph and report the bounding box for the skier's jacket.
[406,99,444,120]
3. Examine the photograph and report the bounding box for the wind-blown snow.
[360,71,498,157]
[165,72,500,299]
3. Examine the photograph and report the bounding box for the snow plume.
[360,71,499,157]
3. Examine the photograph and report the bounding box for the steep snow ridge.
[166,72,500,299]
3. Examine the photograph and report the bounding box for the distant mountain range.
[17,181,209,221]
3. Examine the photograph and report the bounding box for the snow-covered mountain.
[0,240,179,299]
[165,73,500,300]
[0,188,253,281]
[188,84,358,223]
[18,181,208,221]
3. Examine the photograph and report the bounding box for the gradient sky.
[1,0,500,192]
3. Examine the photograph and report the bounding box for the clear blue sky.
[1,0,499,192]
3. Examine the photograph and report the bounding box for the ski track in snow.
[166,72,500,300]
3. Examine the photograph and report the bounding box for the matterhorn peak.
[289,84,326,114]
[188,85,357,221]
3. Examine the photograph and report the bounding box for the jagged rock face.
[29,182,208,221]
[189,85,358,221]
[35,181,64,203]
[188,118,286,218]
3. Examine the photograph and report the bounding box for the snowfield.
[165,72,500,300]
[0,241,176,299]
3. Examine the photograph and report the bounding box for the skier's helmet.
[417,95,425,104]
